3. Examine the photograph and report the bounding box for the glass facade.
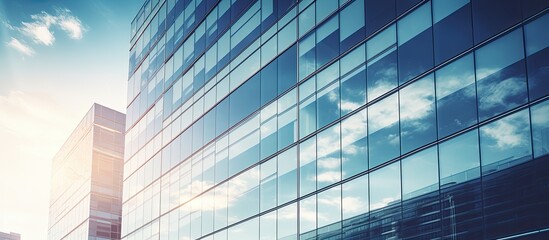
[48,104,126,240]
[123,0,549,239]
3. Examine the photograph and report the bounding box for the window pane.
[472,0,521,44]
[261,59,278,106]
[397,3,433,84]
[316,0,338,23]
[400,74,437,154]
[340,0,365,52]
[260,157,277,211]
[432,0,472,64]
[317,186,342,238]
[300,136,317,196]
[341,109,368,179]
[299,77,317,138]
[299,195,317,238]
[278,147,298,205]
[228,167,259,224]
[370,162,401,211]
[475,29,527,121]
[299,32,316,80]
[317,123,341,189]
[229,75,260,126]
[340,45,367,115]
[439,129,480,186]
[367,25,397,102]
[278,89,297,150]
[368,93,399,167]
[278,44,297,94]
[525,13,549,100]
[436,54,477,138]
[261,103,278,159]
[531,100,549,158]
[316,15,339,69]
[299,3,315,38]
[260,211,277,240]
[228,217,258,240]
[480,109,532,174]
[342,174,368,234]
[365,0,395,36]
[401,146,439,200]
[316,63,340,129]
[278,203,298,240]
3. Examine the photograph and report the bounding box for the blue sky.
[0,1,140,239]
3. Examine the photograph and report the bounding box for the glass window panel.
[439,129,480,186]
[278,89,298,150]
[342,174,368,222]
[261,102,278,159]
[397,3,433,84]
[278,19,297,52]
[214,183,228,230]
[278,45,297,95]
[401,146,439,200]
[228,217,258,240]
[260,157,277,211]
[299,77,317,138]
[316,15,339,68]
[229,74,260,126]
[228,116,260,176]
[299,195,317,238]
[316,63,340,129]
[532,100,549,158]
[525,13,549,100]
[340,47,366,115]
[216,98,230,135]
[316,0,338,23]
[261,59,278,106]
[278,147,298,205]
[480,109,532,174]
[341,109,368,179]
[340,0,365,52]
[278,203,298,240]
[260,211,277,240]
[228,167,260,224]
[475,29,527,121]
[299,32,316,80]
[317,123,341,189]
[368,93,399,168]
[436,54,477,138]
[366,0,395,35]
[366,25,397,102]
[472,0,521,44]
[317,186,342,236]
[432,0,473,64]
[400,74,437,154]
[299,3,315,38]
[300,136,317,196]
[370,162,401,211]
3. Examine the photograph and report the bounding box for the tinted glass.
[299,32,316,80]
[480,109,532,174]
[299,196,317,238]
[278,147,298,205]
[400,74,437,153]
[439,129,480,186]
[229,75,260,126]
[341,109,368,179]
[365,0,395,36]
[370,162,401,211]
[260,158,277,211]
[316,63,340,129]
[340,0,365,52]
[472,0,521,44]
[436,54,477,138]
[340,45,367,115]
[524,13,549,100]
[261,103,278,159]
[397,3,433,84]
[316,15,339,68]
[368,93,399,167]
[317,186,342,236]
[278,203,298,240]
[432,0,473,64]
[342,174,368,222]
[401,146,439,200]
[300,136,317,196]
[366,25,397,102]
[475,29,527,121]
[317,124,341,189]
[278,44,297,94]
[299,76,316,138]
[531,100,549,158]
[278,89,297,150]
[261,59,278,105]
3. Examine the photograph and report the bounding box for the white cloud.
[6,38,35,56]
[16,8,86,47]
[481,112,529,149]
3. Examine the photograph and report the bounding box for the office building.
[0,231,20,240]
[122,0,549,239]
[48,104,125,240]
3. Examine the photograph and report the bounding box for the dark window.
[365,0,396,36]
[472,0,521,44]
[261,58,278,105]
[216,98,229,135]
[340,0,365,53]
[368,93,399,168]
[525,13,549,101]
[230,74,260,125]
[316,15,339,69]
[433,0,473,65]
[278,44,297,94]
